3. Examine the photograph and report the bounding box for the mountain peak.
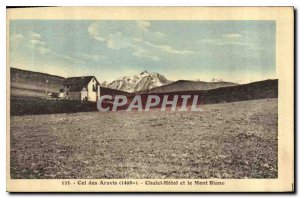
[140,70,149,75]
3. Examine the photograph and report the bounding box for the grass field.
[10,96,98,116]
[10,98,278,179]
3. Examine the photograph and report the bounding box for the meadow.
[10,98,278,179]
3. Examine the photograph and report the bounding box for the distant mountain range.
[103,71,237,93]
[105,70,172,93]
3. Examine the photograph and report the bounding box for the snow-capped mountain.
[105,71,172,93]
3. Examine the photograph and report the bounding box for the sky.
[9,20,276,83]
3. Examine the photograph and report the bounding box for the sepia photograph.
[6,7,294,192]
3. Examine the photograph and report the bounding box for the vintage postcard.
[6,7,294,192]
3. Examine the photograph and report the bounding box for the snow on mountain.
[106,71,172,93]
[211,78,225,82]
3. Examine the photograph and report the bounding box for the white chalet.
[61,76,100,102]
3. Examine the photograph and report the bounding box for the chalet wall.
[81,90,88,101]
[69,92,81,101]
[87,78,98,102]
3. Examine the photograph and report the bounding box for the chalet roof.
[63,76,99,86]
[69,85,87,92]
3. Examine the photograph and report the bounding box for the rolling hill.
[10,67,65,98]
[135,79,278,106]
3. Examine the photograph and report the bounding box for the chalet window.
[93,84,97,92]
[67,91,69,95]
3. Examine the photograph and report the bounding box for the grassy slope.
[11,67,65,97]
[10,98,277,179]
